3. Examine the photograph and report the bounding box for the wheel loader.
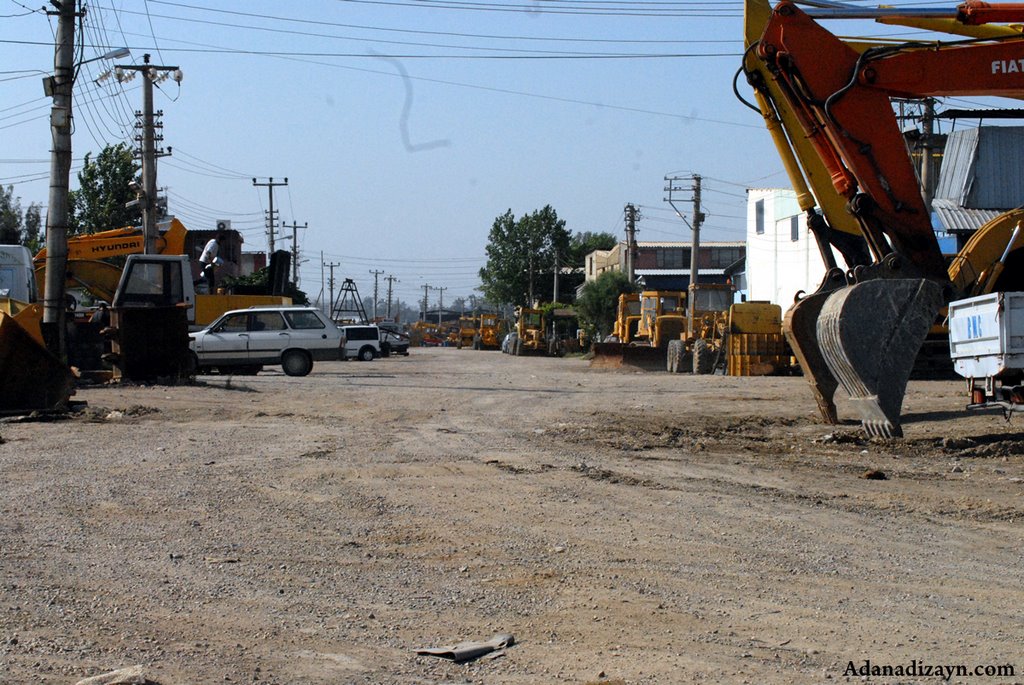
[456,316,478,349]
[476,313,505,349]
[742,0,1024,436]
[511,307,546,356]
[590,290,685,369]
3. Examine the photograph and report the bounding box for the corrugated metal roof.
[931,199,1003,233]
[935,126,1024,209]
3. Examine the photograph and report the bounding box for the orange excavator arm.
[746,0,1024,437]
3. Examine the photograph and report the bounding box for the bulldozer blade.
[783,290,840,424]
[816,279,944,439]
[590,342,666,371]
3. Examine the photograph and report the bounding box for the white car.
[338,324,381,361]
[190,306,341,376]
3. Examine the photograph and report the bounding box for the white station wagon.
[189,306,342,376]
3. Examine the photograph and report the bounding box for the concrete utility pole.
[624,203,639,283]
[664,174,705,332]
[368,269,384,320]
[385,275,399,319]
[252,177,287,253]
[283,221,306,285]
[552,248,560,303]
[435,286,447,327]
[115,54,181,254]
[41,0,80,359]
[421,284,432,321]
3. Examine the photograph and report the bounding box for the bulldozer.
[456,316,478,349]
[475,313,505,350]
[590,290,685,369]
[742,0,1024,436]
[664,283,733,374]
[510,307,546,356]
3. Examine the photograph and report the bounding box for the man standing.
[199,232,226,291]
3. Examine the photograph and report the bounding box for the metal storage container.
[948,292,1024,380]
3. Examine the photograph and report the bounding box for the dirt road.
[2,348,1022,684]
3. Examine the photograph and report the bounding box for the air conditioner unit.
[215,219,231,231]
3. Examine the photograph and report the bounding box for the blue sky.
[0,0,948,308]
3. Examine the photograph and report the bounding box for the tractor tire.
[692,338,714,375]
[666,339,683,373]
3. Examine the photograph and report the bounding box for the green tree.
[575,270,637,340]
[0,185,23,245]
[23,202,42,253]
[69,143,141,234]
[479,205,570,306]
[568,230,618,266]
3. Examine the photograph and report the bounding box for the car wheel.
[282,350,313,377]
[358,345,375,362]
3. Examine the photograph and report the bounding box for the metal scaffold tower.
[331,278,368,324]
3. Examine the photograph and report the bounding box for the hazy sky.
[0,0,954,308]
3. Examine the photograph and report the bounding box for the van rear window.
[345,327,378,341]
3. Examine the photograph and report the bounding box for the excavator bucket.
[784,290,840,425]
[0,312,74,412]
[816,279,944,438]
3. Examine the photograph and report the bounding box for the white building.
[746,188,839,306]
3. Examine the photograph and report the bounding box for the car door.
[246,310,289,363]
[197,312,250,365]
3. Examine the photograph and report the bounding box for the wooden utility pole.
[41,0,79,359]
[252,177,287,253]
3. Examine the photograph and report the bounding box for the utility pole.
[368,269,384,321]
[115,54,181,254]
[385,275,399,320]
[920,98,936,214]
[421,284,432,322]
[624,203,639,283]
[552,248,560,303]
[326,261,340,321]
[41,0,80,359]
[283,221,306,285]
[436,286,448,327]
[665,174,705,332]
[252,177,288,253]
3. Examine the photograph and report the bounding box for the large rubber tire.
[693,338,714,375]
[282,350,313,377]
[666,339,683,373]
[358,345,376,362]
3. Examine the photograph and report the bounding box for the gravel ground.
[1,347,1022,684]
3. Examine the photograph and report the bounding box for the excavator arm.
[745,0,1024,436]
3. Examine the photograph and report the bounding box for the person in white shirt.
[199,232,226,290]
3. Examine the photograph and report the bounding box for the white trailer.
[948,291,1024,416]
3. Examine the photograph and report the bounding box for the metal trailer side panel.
[948,292,1024,378]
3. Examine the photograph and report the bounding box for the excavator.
[742,0,1024,437]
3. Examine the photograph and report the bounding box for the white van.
[339,324,381,361]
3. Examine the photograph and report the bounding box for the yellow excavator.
[742,0,1024,437]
